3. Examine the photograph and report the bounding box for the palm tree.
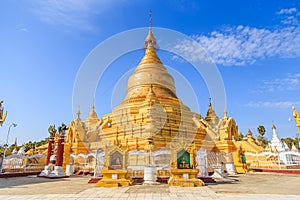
[257,125,266,137]
[257,125,267,147]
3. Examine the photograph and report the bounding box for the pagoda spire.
[224,108,228,119]
[149,9,152,32]
[272,121,276,130]
[85,101,99,125]
[14,137,17,147]
[144,9,158,49]
[206,98,214,116]
[138,11,162,66]
[92,100,95,112]
[76,106,81,121]
[125,11,177,101]
[205,99,219,126]
[247,129,255,142]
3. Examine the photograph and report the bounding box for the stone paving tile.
[1,193,300,200]
[217,194,300,200]
[1,174,300,200]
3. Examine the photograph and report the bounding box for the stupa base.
[48,166,66,177]
[38,165,52,177]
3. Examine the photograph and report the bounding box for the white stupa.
[12,148,18,154]
[270,124,285,152]
[12,138,18,154]
[283,143,290,151]
[291,144,299,152]
[17,147,25,155]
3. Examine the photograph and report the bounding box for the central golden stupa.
[63,16,263,186]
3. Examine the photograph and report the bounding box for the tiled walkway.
[0,174,300,199]
[1,185,300,200]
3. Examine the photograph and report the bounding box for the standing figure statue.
[48,125,57,137]
[58,123,68,136]
[292,106,300,133]
[0,100,7,126]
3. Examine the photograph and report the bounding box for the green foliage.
[0,137,49,156]
[256,125,268,148]
[281,137,300,150]
[257,125,266,137]
[23,141,34,152]
[0,145,12,156]
[8,143,19,152]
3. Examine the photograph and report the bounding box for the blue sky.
[1,0,300,145]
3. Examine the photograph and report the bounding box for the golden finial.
[247,129,252,136]
[149,9,152,32]
[224,108,228,118]
[138,10,162,66]
[272,121,276,129]
[144,9,158,49]
[91,99,96,112]
[76,106,81,120]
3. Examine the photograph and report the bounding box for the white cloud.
[281,15,299,25]
[262,73,300,92]
[173,11,300,66]
[20,28,28,32]
[246,101,300,109]
[277,8,297,15]
[29,0,122,31]
[277,8,300,25]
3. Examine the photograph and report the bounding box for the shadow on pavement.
[0,176,69,188]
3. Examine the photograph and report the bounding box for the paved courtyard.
[0,172,299,199]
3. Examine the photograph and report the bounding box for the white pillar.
[143,166,158,185]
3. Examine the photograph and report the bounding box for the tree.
[257,125,266,137]
[257,125,268,147]
[281,137,300,150]
[0,145,12,156]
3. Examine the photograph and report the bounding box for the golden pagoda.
[63,15,264,186]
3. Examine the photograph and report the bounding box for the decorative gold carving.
[293,106,300,133]
[0,100,7,126]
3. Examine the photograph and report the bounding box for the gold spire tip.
[149,9,152,30]
[144,9,158,49]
